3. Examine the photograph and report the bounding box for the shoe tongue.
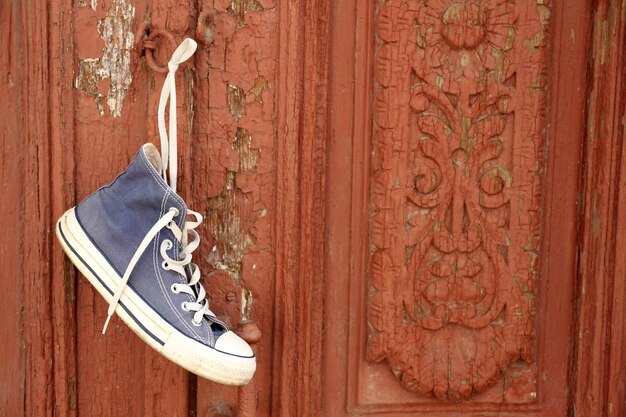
[142,143,163,173]
[138,142,188,231]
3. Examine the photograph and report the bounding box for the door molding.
[271,1,330,417]
[574,0,626,415]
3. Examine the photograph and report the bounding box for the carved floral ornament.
[368,0,546,402]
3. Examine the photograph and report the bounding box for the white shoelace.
[158,38,197,193]
[102,38,216,334]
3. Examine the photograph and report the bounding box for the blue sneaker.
[55,39,255,385]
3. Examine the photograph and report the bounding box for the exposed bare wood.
[75,0,135,117]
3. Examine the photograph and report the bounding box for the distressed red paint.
[1,0,625,416]
[367,0,546,401]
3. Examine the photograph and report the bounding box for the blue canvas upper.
[75,144,223,347]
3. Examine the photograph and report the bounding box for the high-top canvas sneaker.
[56,39,255,385]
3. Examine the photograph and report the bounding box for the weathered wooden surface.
[1,0,625,416]
[368,0,547,401]
[0,2,26,415]
[271,0,329,416]
[0,1,78,417]
[324,0,596,416]
[190,1,278,416]
[574,0,626,415]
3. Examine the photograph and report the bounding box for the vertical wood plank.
[188,3,238,412]
[190,6,238,413]
[22,0,55,405]
[273,0,329,416]
[323,0,360,414]
[574,0,626,414]
[539,0,593,414]
[0,1,26,415]
[49,0,79,415]
[190,1,280,416]
[1,0,78,415]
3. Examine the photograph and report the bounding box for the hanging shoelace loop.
[158,38,197,193]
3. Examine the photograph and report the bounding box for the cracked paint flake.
[206,171,257,276]
[227,76,268,122]
[233,128,260,174]
[227,84,246,122]
[75,0,135,117]
[205,127,261,275]
[229,0,264,26]
[523,3,550,53]
[241,288,253,320]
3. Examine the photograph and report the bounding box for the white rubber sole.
[56,207,256,385]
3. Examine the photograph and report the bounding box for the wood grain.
[19,1,79,417]
[1,2,78,417]
[21,0,56,413]
[272,0,329,416]
[49,1,79,416]
[0,1,26,414]
[574,0,626,415]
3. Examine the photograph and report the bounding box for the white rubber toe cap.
[214,331,254,358]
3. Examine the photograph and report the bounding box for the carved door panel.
[322,0,595,416]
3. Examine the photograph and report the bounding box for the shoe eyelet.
[170,283,179,293]
[169,207,180,217]
[181,302,190,311]
[163,239,173,250]
[191,318,202,327]
[162,261,170,270]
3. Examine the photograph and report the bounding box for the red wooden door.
[1,0,625,416]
